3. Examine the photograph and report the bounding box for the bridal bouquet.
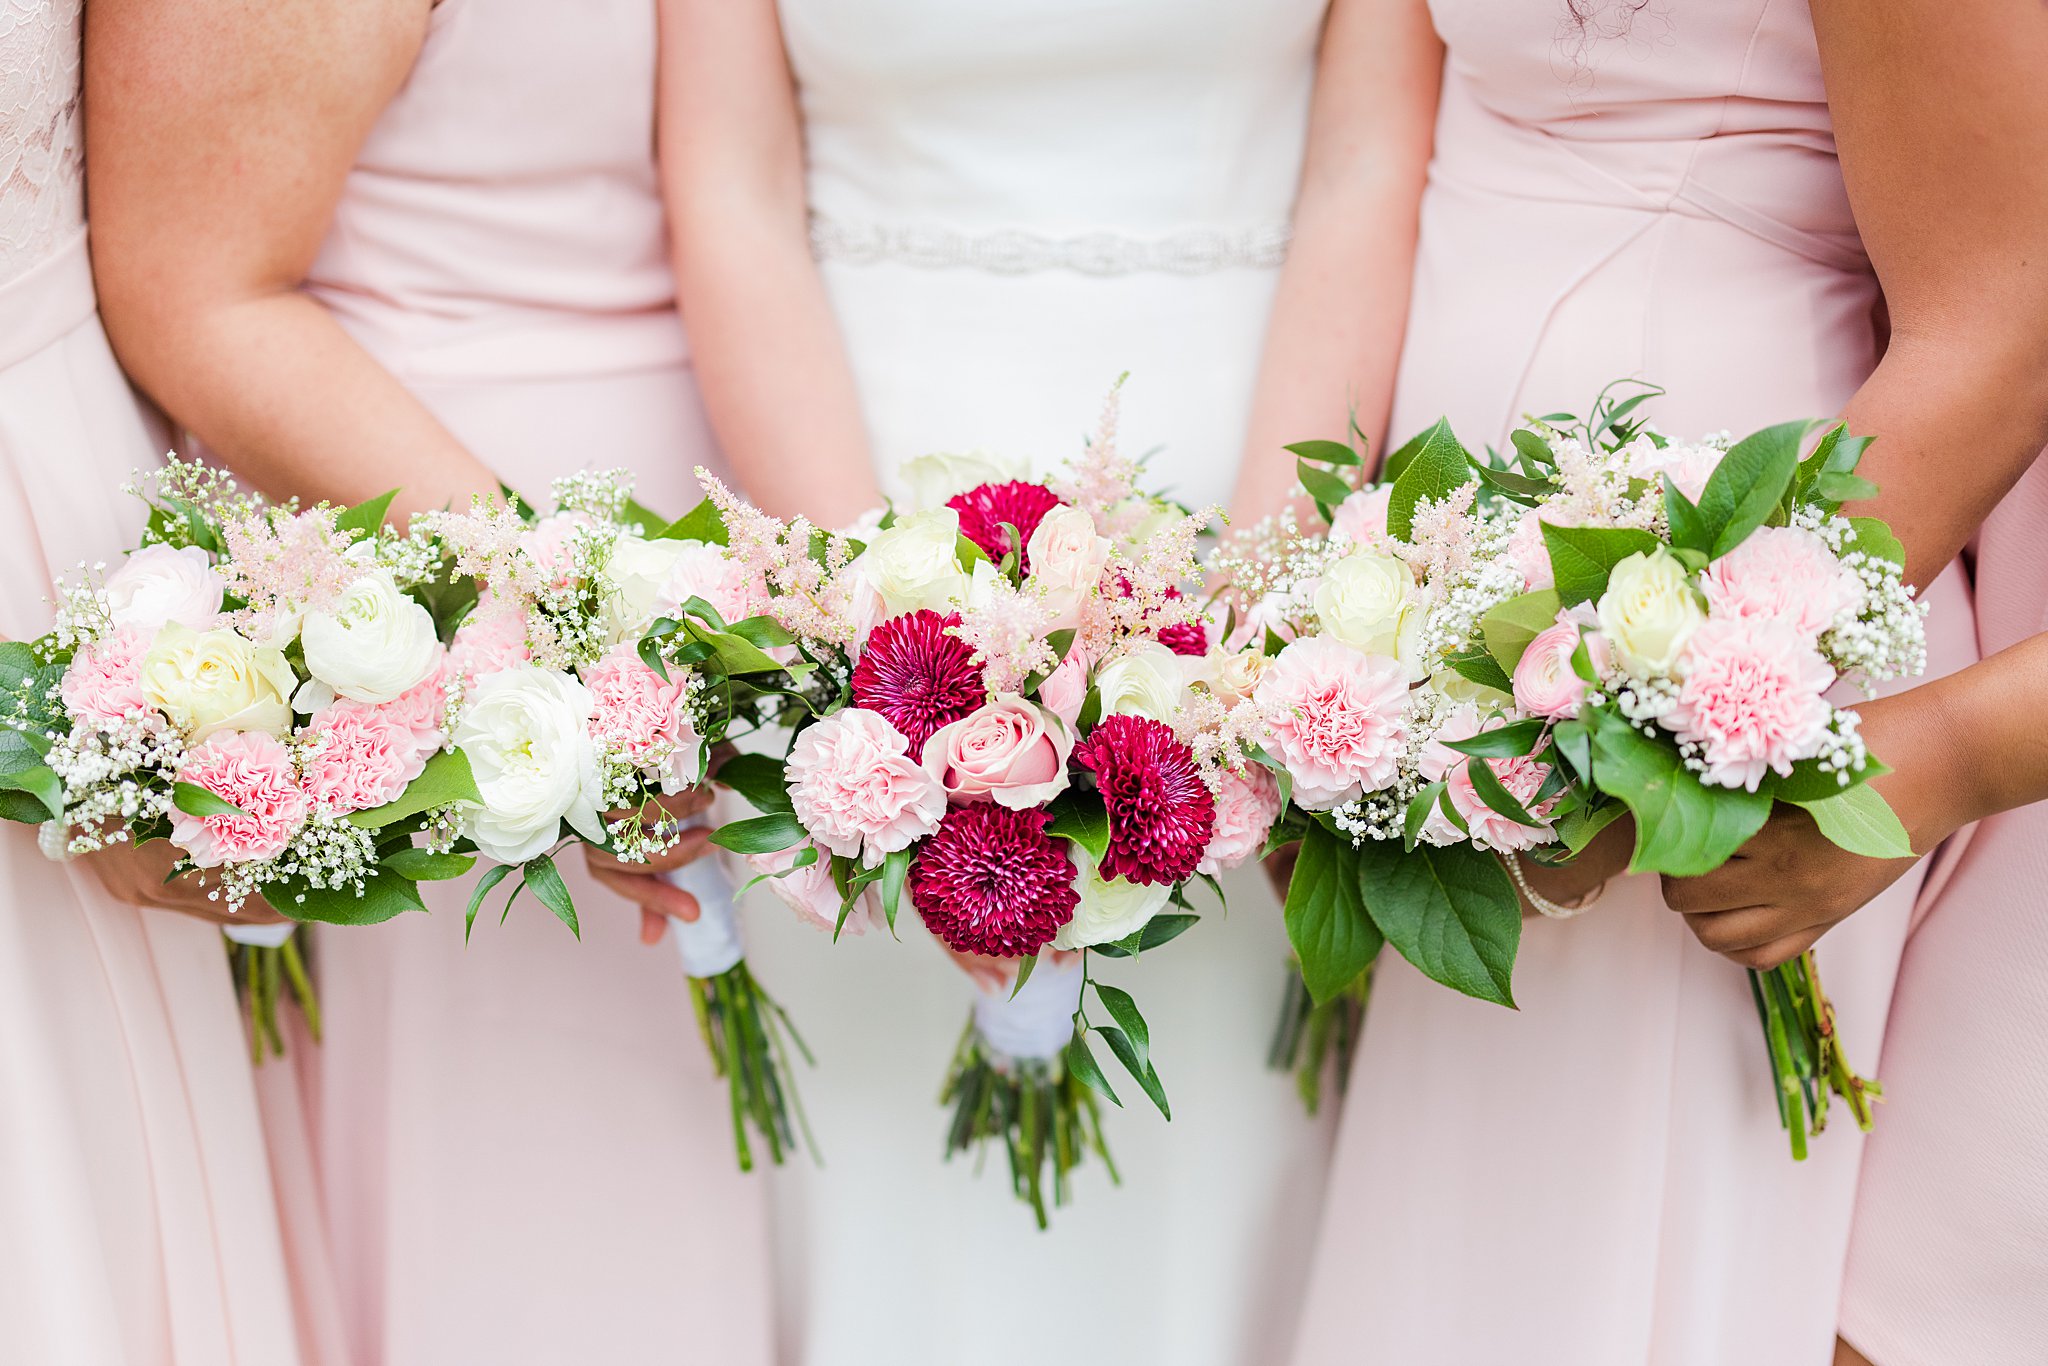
[424,471,817,1169]
[1453,388,1924,1157]
[698,386,1279,1223]
[0,459,483,935]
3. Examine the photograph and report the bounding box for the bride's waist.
[809,211,1291,278]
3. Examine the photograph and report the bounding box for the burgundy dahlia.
[851,610,985,759]
[946,480,1064,571]
[911,804,1078,957]
[1072,714,1216,885]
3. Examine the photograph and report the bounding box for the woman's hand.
[582,786,722,945]
[85,839,290,928]
[1516,816,1635,919]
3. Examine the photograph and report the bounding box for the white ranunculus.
[851,507,970,617]
[1053,846,1173,950]
[104,544,226,632]
[1024,504,1111,619]
[301,570,442,704]
[1596,549,1705,681]
[1312,551,1424,678]
[454,666,606,865]
[139,622,296,741]
[1093,640,1188,721]
[898,449,1026,511]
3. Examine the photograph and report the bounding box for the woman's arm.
[1820,0,2048,589]
[1227,0,1442,524]
[85,0,500,520]
[656,0,878,528]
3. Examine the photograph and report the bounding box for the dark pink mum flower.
[946,480,1064,572]
[1072,714,1216,885]
[911,803,1078,957]
[851,610,985,760]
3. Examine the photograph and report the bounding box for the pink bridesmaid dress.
[0,2,310,1361]
[1290,5,1977,1363]
[1839,457,2048,1365]
[286,1,772,1362]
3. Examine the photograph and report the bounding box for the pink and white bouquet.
[424,471,816,1169]
[698,386,1278,1224]
[1454,386,1924,1156]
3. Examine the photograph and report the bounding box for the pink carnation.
[300,705,427,814]
[171,731,309,867]
[582,645,703,792]
[61,626,153,725]
[748,838,878,937]
[787,708,947,866]
[1665,618,1836,791]
[449,599,531,683]
[522,512,596,588]
[1329,485,1395,552]
[1700,525,1864,643]
[1253,637,1409,809]
[1418,703,1555,853]
[1198,765,1282,874]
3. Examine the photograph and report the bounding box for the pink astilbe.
[218,507,360,644]
[426,500,545,609]
[1086,505,1217,659]
[696,468,860,647]
[952,575,1062,694]
[1402,484,1483,587]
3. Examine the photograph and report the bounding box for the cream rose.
[139,623,297,741]
[851,508,971,617]
[301,570,442,704]
[921,695,1074,809]
[1313,551,1424,678]
[1596,549,1705,681]
[898,449,1026,511]
[1093,641,1187,721]
[601,534,690,643]
[454,666,606,865]
[1024,504,1111,619]
[1053,845,1173,951]
[103,544,226,632]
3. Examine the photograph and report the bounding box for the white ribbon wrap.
[223,921,296,949]
[661,814,744,978]
[973,955,1084,1064]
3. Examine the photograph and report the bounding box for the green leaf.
[1472,461,1554,501]
[1510,428,1558,469]
[1847,517,1906,568]
[1092,911,1200,958]
[1284,439,1362,468]
[334,490,399,540]
[1063,1033,1121,1108]
[381,849,476,881]
[1550,716,1592,782]
[1297,460,1354,513]
[656,498,729,546]
[881,845,910,934]
[955,534,993,571]
[1554,799,1626,855]
[1663,475,1712,555]
[1480,589,1563,674]
[1462,751,1545,828]
[1387,418,1474,543]
[1443,719,1548,760]
[1007,951,1039,1001]
[465,862,514,941]
[279,870,426,926]
[709,811,806,855]
[1444,648,1515,696]
[1046,794,1111,863]
[1771,754,1887,804]
[722,615,797,651]
[523,855,581,938]
[686,622,787,677]
[1091,982,1152,1077]
[172,780,247,820]
[1696,421,1805,558]
[619,499,669,538]
[348,749,482,828]
[1789,784,1914,859]
[1403,781,1446,851]
[1283,823,1383,1005]
[0,764,64,821]
[1587,711,1772,876]
[1814,471,1879,504]
[1541,523,1661,607]
[1095,1023,1170,1119]
[1378,425,1429,485]
[1356,839,1520,1007]
[715,751,794,814]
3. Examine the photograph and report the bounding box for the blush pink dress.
[1839,456,2048,1366]
[0,2,310,1362]
[1289,5,1977,1363]
[284,2,771,1363]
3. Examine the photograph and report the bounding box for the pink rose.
[582,645,704,793]
[748,838,879,936]
[1665,618,1836,791]
[1253,636,1409,810]
[1512,616,1589,720]
[103,544,225,632]
[922,695,1074,809]
[1418,703,1556,853]
[1507,510,1556,592]
[1700,525,1864,643]
[171,730,309,867]
[300,704,427,814]
[61,626,153,725]
[1329,485,1395,552]
[448,599,531,684]
[1198,765,1282,874]
[787,708,947,866]
[1036,647,1091,729]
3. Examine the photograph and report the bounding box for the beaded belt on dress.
[809,213,1291,277]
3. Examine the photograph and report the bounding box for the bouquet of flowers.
[1452,386,1924,1157]
[697,385,1281,1224]
[0,459,484,941]
[423,471,818,1169]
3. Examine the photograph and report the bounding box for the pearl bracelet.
[1502,851,1602,920]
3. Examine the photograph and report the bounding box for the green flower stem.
[1749,953,1880,1161]
[939,1014,1114,1230]
[688,960,815,1172]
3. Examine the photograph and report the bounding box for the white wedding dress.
[740,4,1337,1364]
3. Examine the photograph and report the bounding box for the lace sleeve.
[0,0,86,286]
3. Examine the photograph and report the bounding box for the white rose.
[139,622,296,741]
[1111,497,1188,553]
[301,570,442,704]
[851,508,970,617]
[898,449,1026,511]
[1025,504,1111,619]
[1093,641,1187,721]
[602,534,690,643]
[104,544,226,632]
[1053,845,1173,950]
[1312,551,1426,679]
[1196,647,1268,705]
[454,666,606,865]
[1596,549,1705,681]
